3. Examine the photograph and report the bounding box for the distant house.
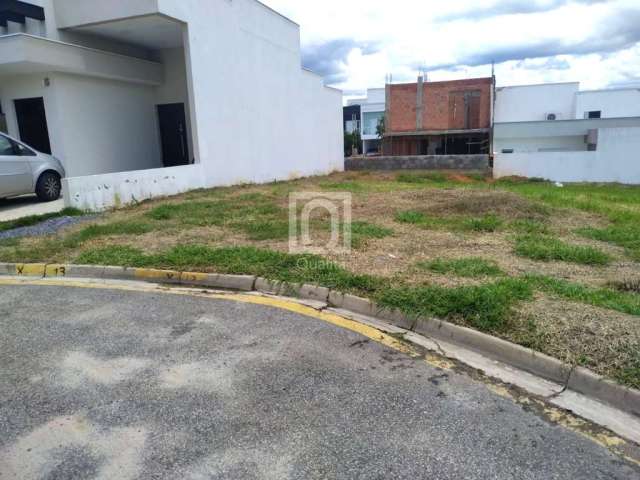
[383,77,493,156]
[344,88,385,155]
[0,0,342,210]
[493,82,640,184]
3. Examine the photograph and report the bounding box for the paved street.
[0,283,639,479]
[0,196,64,222]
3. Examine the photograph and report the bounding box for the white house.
[575,88,640,120]
[0,0,343,210]
[493,82,640,184]
[347,88,385,154]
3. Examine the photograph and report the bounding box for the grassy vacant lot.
[1,171,639,389]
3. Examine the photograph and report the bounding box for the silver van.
[0,132,65,202]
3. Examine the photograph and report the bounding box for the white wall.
[63,164,204,211]
[495,83,579,122]
[51,73,162,177]
[156,0,343,187]
[494,135,586,153]
[575,89,640,119]
[494,127,640,184]
[365,88,385,104]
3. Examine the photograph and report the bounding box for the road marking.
[0,276,638,466]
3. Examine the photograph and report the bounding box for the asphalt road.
[0,283,638,479]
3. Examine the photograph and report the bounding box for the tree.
[344,129,362,157]
[376,116,386,139]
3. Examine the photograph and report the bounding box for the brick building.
[383,77,494,156]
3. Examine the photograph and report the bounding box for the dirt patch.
[446,173,475,184]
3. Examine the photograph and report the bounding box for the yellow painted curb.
[15,263,46,276]
[134,268,181,282]
[44,264,68,277]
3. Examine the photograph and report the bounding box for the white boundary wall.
[494,127,640,184]
[63,164,205,211]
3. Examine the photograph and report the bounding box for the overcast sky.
[261,0,640,98]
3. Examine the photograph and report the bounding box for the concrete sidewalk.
[0,282,638,479]
[0,196,64,222]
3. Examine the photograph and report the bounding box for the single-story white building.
[0,0,343,210]
[493,82,640,184]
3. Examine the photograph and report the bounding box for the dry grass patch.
[514,296,640,388]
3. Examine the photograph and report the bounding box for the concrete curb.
[1,261,639,418]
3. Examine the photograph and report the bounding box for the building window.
[586,111,601,119]
[501,149,514,154]
[362,111,384,136]
[345,120,359,134]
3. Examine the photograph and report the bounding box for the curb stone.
[191,273,256,291]
[255,277,285,295]
[0,262,639,418]
[568,366,640,418]
[328,291,374,316]
[102,265,136,280]
[412,316,570,385]
[45,264,105,279]
[0,263,16,275]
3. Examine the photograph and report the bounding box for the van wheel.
[35,172,61,202]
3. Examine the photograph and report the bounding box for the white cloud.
[261,0,640,93]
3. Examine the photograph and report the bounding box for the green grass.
[501,182,640,260]
[462,214,503,232]
[62,221,155,248]
[146,197,287,242]
[376,278,534,332]
[524,275,640,316]
[614,346,640,390]
[351,221,393,239]
[395,210,502,233]
[232,220,290,241]
[514,235,611,265]
[395,210,428,225]
[577,224,640,261]
[396,172,449,184]
[0,237,20,247]
[0,207,84,232]
[420,257,503,278]
[319,181,370,192]
[509,219,550,235]
[76,245,383,296]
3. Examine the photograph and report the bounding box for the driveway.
[0,196,64,222]
[0,282,639,479]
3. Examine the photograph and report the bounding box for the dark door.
[14,97,51,154]
[157,103,189,167]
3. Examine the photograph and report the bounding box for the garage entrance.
[14,97,51,154]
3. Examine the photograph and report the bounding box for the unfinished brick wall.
[387,77,493,133]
